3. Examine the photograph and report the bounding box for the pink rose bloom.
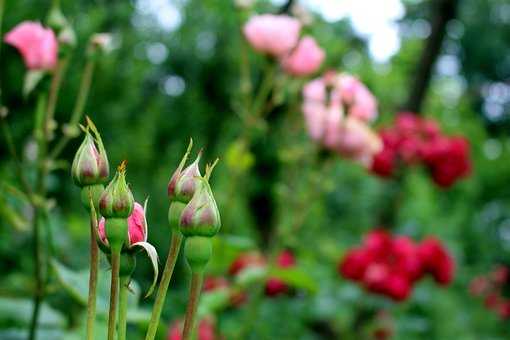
[243,14,301,57]
[336,74,378,122]
[281,36,325,76]
[334,117,382,167]
[98,202,147,247]
[4,21,58,70]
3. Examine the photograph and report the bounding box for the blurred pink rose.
[281,36,325,76]
[243,14,301,57]
[334,117,382,167]
[336,74,378,122]
[4,21,58,70]
[98,202,147,247]
[302,73,381,167]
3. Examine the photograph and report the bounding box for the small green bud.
[46,3,68,31]
[99,161,134,219]
[184,236,212,272]
[168,201,186,231]
[105,217,128,253]
[71,117,109,187]
[80,184,104,211]
[179,177,221,238]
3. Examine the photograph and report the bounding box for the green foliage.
[1,0,510,339]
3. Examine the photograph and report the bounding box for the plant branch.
[182,271,204,340]
[145,232,183,340]
[118,275,130,340]
[50,59,96,160]
[107,251,121,340]
[45,57,69,140]
[86,202,99,340]
[404,0,458,113]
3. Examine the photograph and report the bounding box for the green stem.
[0,0,5,61]
[86,205,99,340]
[45,57,69,141]
[28,210,44,340]
[118,276,130,340]
[108,251,121,340]
[252,62,276,118]
[0,118,34,202]
[50,59,96,160]
[182,271,204,340]
[145,232,183,340]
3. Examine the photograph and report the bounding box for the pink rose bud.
[180,177,221,237]
[168,152,202,203]
[4,21,58,70]
[99,161,134,219]
[243,14,301,57]
[98,201,147,248]
[71,119,109,187]
[281,36,325,76]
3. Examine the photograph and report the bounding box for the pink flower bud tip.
[4,21,58,70]
[168,143,201,203]
[72,119,109,187]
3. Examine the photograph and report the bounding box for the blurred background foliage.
[1,0,510,339]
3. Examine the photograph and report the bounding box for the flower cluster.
[371,112,471,187]
[243,14,324,76]
[469,266,510,320]
[338,229,455,301]
[229,250,296,297]
[302,71,382,166]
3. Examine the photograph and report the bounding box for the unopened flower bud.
[46,4,68,31]
[168,151,202,203]
[71,117,109,187]
[99,161,134,219]
[179,176,221,238]
[87,33,114,59]
[184,236,212,272]
[58,26,77,48]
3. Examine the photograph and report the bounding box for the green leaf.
[267,267,318,294]
[0,297,65,328]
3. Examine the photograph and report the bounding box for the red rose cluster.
[371,112,471,188]
[168,316,217,340]
[229,250,296,297]
[469,266,510,320]
[338,229,455,301]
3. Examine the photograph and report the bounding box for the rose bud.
[168,144,201,204]
[72,119,109,187]
[97,200,159,296]
[243,14,301,57]
[4,21,58,70]
[280,36,325,77]
[179,177,221,238]
[99,161,134,219]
